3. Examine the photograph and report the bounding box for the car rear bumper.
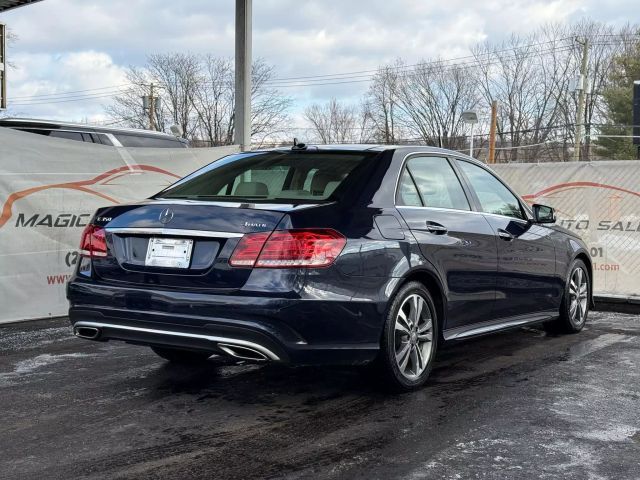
[67,279,387,366]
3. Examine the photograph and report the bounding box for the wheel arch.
[394,269,447,339]
[574,251,595,308]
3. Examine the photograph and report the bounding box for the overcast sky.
[0,0,636,125]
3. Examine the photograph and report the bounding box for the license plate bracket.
[145,237,193,269]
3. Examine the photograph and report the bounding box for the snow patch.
[0,353,95,386]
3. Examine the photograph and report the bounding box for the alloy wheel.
[569,267,589,326]
[394,294,434,380]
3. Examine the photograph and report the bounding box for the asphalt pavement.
[1,311,639,480]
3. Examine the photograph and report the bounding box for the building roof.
[0,0,42,13]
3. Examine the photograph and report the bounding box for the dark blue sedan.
[67,145,593,391]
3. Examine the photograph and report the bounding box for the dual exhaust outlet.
[73,325,270,362]
[74,326,101,340]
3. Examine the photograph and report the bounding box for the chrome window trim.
[73,321,280,360]
[393,151,533,222]
[396,205,531,225]
[105,227,243,238]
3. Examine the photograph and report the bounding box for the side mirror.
[532,204,556,224]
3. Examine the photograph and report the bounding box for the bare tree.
[304,98,372,144]
[146,53,200,139]
[190,56,235,146]
[248,60,293,147]
[106,54,291,147]
[105,65,169,132]
[395,59,479,150]
[471,21,635,161]
[473,34,559,161]
[365,61,404,143]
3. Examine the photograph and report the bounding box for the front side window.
[398,156,470,211]
[157,151,375,203]
[457,160,524,219]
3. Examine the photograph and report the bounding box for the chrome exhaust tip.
[74,326,101,340]
[218,343,269,362]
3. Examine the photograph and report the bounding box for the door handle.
[497,229,515,241]
[426,222,448,235]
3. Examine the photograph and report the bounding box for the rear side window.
[49,131,85,142]
[115,134,184,148]
[456,160,524,219]
[397,156,470,211]
[158,151,374,202]
[397,169,422,206]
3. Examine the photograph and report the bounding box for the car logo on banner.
[159,208,174,225]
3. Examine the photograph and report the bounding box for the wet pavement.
[1,311,639,480]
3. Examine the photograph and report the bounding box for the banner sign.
[493,161,640,299]
[1,130,638,323]
[0,128,237,323]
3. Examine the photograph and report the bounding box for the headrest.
[310,172,341,195]
[234,181,269,196]
[323,181,341,197]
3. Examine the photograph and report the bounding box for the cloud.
[6,50,127,122]
[0,0,636,122]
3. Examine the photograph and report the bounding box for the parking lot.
[2,310,639,480]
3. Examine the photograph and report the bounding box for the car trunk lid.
[91,201,295,290]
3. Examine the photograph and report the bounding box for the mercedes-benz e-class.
[67,145,592,390]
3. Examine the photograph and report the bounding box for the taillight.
[79,224,107,258]
[229,229,346,268]
[228,232,271,267]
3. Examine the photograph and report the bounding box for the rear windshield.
[156,151,374,202]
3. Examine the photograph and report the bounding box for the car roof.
[0,117,181,139]
[254,143,481,163]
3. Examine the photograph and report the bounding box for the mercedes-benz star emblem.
[159,208,174,225]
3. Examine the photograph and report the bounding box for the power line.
[264,37,576,82]
[12,33,638,101]
[10,83,132,100]
[10,89,135,106]
[9,35,636,105]
[261,46,579,88]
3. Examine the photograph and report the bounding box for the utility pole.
[142,83,159,131]
[148,83,155,131]
[573,37,589,162]
[0,23,6,110]
[488,100,498,164]
[633,81,640,160]
[234,0,252,151]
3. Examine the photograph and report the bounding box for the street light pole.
[461,111,479,158]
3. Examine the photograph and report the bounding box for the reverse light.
[79,224,107,257]
[229,229,346,268]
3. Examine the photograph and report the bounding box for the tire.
[150,346,213,364]
[544,259,590,334]
[373,281,439,392]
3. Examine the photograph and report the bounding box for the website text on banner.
[0,127,237,323]
[493,161,640,299]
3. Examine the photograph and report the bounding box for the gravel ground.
[1,311,639,480]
